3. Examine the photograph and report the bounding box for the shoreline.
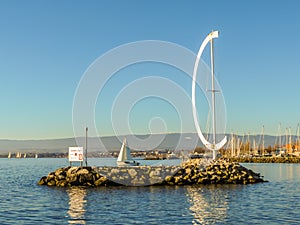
[225,156,300,164]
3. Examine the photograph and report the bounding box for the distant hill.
[0,133,292,154]
[0,133,200,154]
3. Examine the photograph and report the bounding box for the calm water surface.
[0,158,299,224]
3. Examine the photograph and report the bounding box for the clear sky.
[0,0,300,139]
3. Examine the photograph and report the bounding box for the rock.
[77,169,89,175]
[128,169,137,178]
[38,176,47,185]
[55,168,65,176]
[39,166,105,187]
[191,174,199,181]
[56,174,66,181]
[94,176,108,186]
[175,158,266,185]
[185,168,192,175]
[149,170,160,178]
[66,174,77,183]
[111,168,119,174]
[56,180,67,187]
[47,179,56,186]
[165,175,173,183]
[67,167,79,176]
[174,176,182,184]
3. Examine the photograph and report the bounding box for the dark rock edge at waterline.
[38,159,266,187]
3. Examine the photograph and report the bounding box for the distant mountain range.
[0,133,293,154]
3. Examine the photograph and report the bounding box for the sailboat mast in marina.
[296,124,300,151]
[231,133,235,157]
[16,152,21,158]
[262,125,265,156]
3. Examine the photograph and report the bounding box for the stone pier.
[38,159,266,187]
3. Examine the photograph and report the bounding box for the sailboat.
[8,152,11,159]
[16,152,21,158]
[117,138,140,166]
[35,153,38,158]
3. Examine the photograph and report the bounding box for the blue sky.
[0,1,300,139]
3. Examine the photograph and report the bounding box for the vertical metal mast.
[279,123,282,149]
[289,127,292,153]
[286,128,288,153]
[296,123,300,150]
[210,33,217,159]
[262,125,265,156]
[85,126,88,166]
[248,132,250,155]
[231,132,234,157]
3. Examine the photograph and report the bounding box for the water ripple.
[1,159,300,224]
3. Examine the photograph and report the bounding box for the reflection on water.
[187,185,231,224]
[3,159,300,224]
[67,187,87,225]
[242,163,300,182]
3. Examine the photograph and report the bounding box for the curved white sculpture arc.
[192,31,227,152]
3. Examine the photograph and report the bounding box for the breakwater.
[97,165,180,186]
[166,158,265,185]
[38,159,266,187]
[226,156,300,164]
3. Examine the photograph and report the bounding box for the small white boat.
[167,152,179,160]
[8,152,11,159]
[117,138,140,166]
[35,153,38,158]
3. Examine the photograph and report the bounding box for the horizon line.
[0,132,296,141]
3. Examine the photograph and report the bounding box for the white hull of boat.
[117,161,140,166]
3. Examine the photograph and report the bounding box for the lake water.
[0,158,300,224]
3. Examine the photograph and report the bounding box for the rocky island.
[38,158,266,187]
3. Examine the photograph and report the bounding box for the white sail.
[117,138,139,166]
[117,139,133,162]
[16,152,21,158]
[8,152,11,159]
